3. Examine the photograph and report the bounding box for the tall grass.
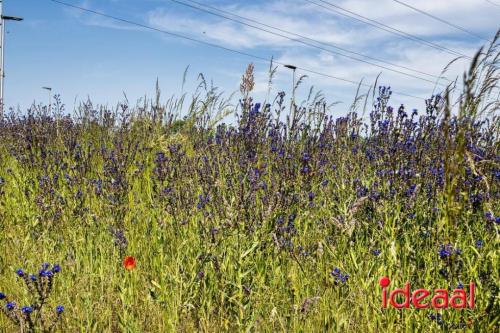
[0,35,498,332]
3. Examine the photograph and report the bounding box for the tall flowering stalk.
[0,263,65,332]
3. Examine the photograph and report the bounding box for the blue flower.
[439,245,451,258]
[41,262,50,270]
[475,240,483,248]
[52,264,61,274]
[0,292,5,300]
[39,269,53,278]
[56,305,64,314]
[428,313,443,325]
[21,306,33,314]
[371,249,381,256]
[16,269,24,277]
[438,244,460,259]
[330,267,349,283]
[29,274,37,281]
[6,302,15,311]
[457,282,464,289]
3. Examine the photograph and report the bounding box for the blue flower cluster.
[0,263,65,330]
[330,267,349,284]
[438,244,461,259]
[428,313,444,326]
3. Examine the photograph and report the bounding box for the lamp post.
[284,64,298,134]
[42,86,52,111]
[0,0,23,116]
[284,64,297,105]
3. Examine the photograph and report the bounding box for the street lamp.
[284,64,297,104]
[2,15,23,21]
[0,0,23,116]
[42,86,52,111]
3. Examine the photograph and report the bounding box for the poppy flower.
[123,256,136,270]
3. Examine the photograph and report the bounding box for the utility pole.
[0,0,23,117]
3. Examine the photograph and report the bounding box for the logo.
[380,276,475,309]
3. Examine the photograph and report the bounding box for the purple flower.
[21,306,33,314]
[330,267,349,283]
[56,305,64,314]
[52,264,61,274]
[438,244,454,259]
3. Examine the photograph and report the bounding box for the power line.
[48,0,428,101]
[168,0,446,87]
[170,0,451,85]
[304,0,472,60]
[392,0,493,43]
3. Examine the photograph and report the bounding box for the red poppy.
[123,256,136,270]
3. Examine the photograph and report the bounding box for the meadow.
[0,36,498,332]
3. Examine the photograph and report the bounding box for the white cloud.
[62,0,499,109]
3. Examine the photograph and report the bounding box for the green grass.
[0,38,499,332]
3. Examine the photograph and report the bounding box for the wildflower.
[371,249,381,256]
[300,152,311,162]
[0,292,5,300]
[197,194,209,210]
[52,264,61,274]
[55,305,64,314]
[39,269,53,278]
[16,269,24,277]
[21,306,33,314]
[475,240,483,248]
[6,302,15,311]
[457,282,464,289]
[330,267,349,283]
[41,263,50,270]
[439,268,449,278]
[428,313,443,325]
[123,256,136,271]
[438,244,460,259]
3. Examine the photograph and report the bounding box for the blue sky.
[4,0,499,116]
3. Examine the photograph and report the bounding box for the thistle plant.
[0,263,64,332]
